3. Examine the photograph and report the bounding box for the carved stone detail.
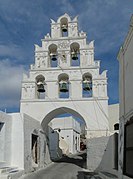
[58,41,70,50]
[58,52,67,64]
[70,24,77,36]
[35,53,47,68]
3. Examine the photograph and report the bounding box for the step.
[0,167,18,174]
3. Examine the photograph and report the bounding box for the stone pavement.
[19,153,102,179]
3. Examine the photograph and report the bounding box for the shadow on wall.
[96,133,118,172]
[48,126,63,161]
[87,133,118,175]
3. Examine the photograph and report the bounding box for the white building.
[0,111,51,178]
[108,104,119,132]
[117,14,133,179]
[49,116,81,156]
[20,13,109,138]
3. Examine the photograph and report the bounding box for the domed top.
[50,13,78,24]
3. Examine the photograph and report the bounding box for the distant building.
[117,14,133,179]
[49,116,81,156]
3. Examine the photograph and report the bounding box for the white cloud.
[0,44,23,57]
[0,59,26,109]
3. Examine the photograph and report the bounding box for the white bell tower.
[20,13,109,138]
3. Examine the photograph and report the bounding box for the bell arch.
[35,75,46,99]
[48,44,58,67]
[60,17,68,37]
[57,13,71,23]
[82,72,92,97]
[58,73,69,98]
[70,42,80,66]
[41,107,86,131]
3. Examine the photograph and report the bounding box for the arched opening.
[48,44,58,67]
[70,42,80,66]
[60,17,68,37]
[58,73,69,98]
[41,107,87,161]
[36,75,46,99]
[82,73,92,98]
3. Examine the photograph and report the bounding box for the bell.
[37,81,45,93]
[71,51,78,60]
[83,81,92,91]
[59,82,68,92]
[50,53,57,61]
[62,24,67,32]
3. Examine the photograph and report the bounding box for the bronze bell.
[37,81,45,93]
[83,81,92,91]
[50,53,57,61]
[59,82,68,92]
[62,24,68,32]
[71,51,78,60]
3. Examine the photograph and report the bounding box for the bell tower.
[20,13,109,138]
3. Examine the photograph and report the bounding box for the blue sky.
[0,0,132,113]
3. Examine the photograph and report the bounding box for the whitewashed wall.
[117,15,133,179]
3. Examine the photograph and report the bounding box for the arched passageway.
[41,107,86,131]
[41,107,87,160]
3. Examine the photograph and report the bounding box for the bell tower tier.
[20,13,109,138]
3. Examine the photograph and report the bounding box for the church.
[0,13,119,179]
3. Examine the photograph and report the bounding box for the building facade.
[117,14,133,179]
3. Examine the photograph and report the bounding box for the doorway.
[31,134,38,164]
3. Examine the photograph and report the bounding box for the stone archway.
[41,106,86,131]
[41,107,86,158]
